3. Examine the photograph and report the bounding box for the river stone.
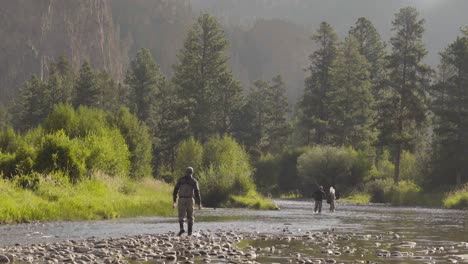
[0,255,9,263]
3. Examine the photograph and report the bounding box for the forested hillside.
[1,1,467,220]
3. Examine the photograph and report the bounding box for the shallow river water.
[0,200,467,263]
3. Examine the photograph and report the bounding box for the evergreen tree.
[299,22,339,145]
[125,48,169,173]
[154,84,189,171]
[96,70,119,113]
[378,7,432,184]
[0,106,9,130]
[349,17,386,88]
[432,29,468,185]
[265,75,290,153]
[125,48,166,125]
[173,13,243,141]
[14,75,48,130]
[49,55,74,105]
[234,75,290,154]
[73,60,100,108]
[329,36,374,149]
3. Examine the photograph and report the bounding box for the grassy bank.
[0,173,277,224]
[226,191,278,210]
[443,184,468,209]
[0,174,174,223]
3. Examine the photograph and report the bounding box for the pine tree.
[14,75,48,130]
[329,36,374,149]
[96,70,119,113]
[233,75,290,154]
[299,22,339,145]
[173,13,243,141]
[378,7,432,184]
[49,55,74,105]
[74,60,100,108]
[125,48,166,125]
[265,75,290,153]
[349,17,386,88]
[154,83,189,171]
[432,29,468,185]
[124,48,169,173]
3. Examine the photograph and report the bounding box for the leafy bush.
[201,136,255,200]
[14,172,41,191]
[387,180,422,205]
[226,190,277,209]
[0,139,36,178]
[443,183,468,209]
[363,178,422,205]
[254,154,280,194]
[35,130,86,183]
[84,129,130,177]
[44,103,77,135]
[113,107,152,178]
[0,152,17,178]
[0,127,18,153]
[174,135,257,207]
[297,146,362,196]
[174,136,203,180]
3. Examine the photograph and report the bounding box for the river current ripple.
[0,199,466,247]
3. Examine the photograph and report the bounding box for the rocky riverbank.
[1,228,467,264]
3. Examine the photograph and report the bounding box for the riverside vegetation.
[1,8,467,223]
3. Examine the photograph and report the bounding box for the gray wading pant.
[314,200,323,213]
[178,197,194,224]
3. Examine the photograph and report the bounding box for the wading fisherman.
[173,167,202,236]
[313,186,326,213]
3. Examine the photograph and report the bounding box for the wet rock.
[0,255,9,263]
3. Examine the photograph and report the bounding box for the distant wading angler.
[173,167,202,236]
[313,186,326,213]
[328,186,336,212]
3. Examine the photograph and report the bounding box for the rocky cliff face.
[0,0,122,104]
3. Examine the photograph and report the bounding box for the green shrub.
[84,129,130,177]
[297,146,363,196]
[44,104,77,135]
[174,136,203,180]
[0,139,36,178]
[370,149,394,180]
[364,178,393,202]
[363,178,422,205]
[443,184,468,209]
[253,154,280,194]
[0,127,18,153]
[387,180,422,205]
[14,172,41,191]
[113,107,152,178]
[35,130,86,183]
[226,191,277,209]
[198,136,255,207]
[0,152,17,178]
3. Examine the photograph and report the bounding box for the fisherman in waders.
[173,167,202,236]
[313,186,326,213]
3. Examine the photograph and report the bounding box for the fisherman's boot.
[188,222,193,236]
[177,220,185,236]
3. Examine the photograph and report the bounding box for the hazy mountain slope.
[110,0,193,75]
[0,0,122,105]
[192,0,468,67]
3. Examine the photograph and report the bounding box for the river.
[0,199,467,263]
